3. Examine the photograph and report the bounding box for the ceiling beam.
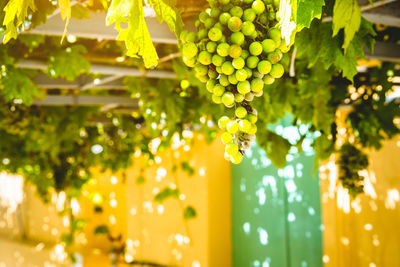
[365,41,400,62]
[18,59,176,78]
[33,95,138,107]
[363,1,400,28]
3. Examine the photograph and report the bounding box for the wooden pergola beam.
[33,95,138,107]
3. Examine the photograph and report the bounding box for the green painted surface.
[232,120,323,267]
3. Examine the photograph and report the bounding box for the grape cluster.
[180,0,288,164]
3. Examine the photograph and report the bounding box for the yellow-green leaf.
[332,0,361,51]
[149,0,181,35]
[58,0,71,42]
[106,0,159,68]
[2,0,36,43]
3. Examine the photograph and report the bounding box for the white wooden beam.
[33,95,138,106]
[18,59,177,78]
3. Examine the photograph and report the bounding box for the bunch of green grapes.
[180,0,289,164]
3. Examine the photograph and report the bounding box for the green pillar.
[232,121,323,267]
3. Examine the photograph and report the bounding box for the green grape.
[218,116,231,129]
[182,42,198,58]
[181,80,190,90]
[250,78,264,93]
[222,61,235,75]
[267,51,282,64]
[244,67,253,78]
[198,28,207,40]
[219,12,231,24]
[239,119,252,132]
[206,79,216,92]
[217,43,230,57]
[254,90,263,97]
[213,84,225,96]
[237,80,250,94]
[195,19,201,28]
[235,106,247,118]
[211,56,224,68]
[248,124,257,134]
[232,57,245,69]
[249,42,262,56]
[249,30,258,39]
[230,32,245,46]
[210,7,221,18]
[228,17,242,32]
[224,152,231,161]
[262,39,276,53]
[208,27,223,41]
[229,44,242,58]
[230,6,243,17]
[198,51,212,65]
[206,42,217,53]
[270,63,284,78]
[231,151,243,164]
[241,21,255,36]
[208,69,218,79]
[253,70,264,78]
[240,49,249,59]
[245,92,254,101]
[221,132,234,144]
[222,92,235,106]
[228,74,238,84]
[194,63,208,75]
[248,114,257,124]
[252,0,265,14]
[243,8,256,22]
[216,66,223,74]
[219,0,230,5]
[183,56,196,67]
[235,69,248,81]
[214,22,225,31]
[257,60,271,74]
[226,121,239,134]
[186,32,197,43]
[180,30,188,42]
[263,75,275,84]
[246,56,259,69]
[235,93,245,103]
[212,94,222,103]
[268,28,281,47]
[204,18,216,29]
[199,11,209,23]
[219,74,230,86]
[225,142,239,155]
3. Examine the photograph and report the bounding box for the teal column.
[232,121,323,267]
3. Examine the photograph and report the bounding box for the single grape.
[243,8,256,22]
[219,12,231,24]
[248,124,257,134]
[208,27,223,41]
[206,42,217,53]
[248,113,257,124]
[221,132,234,144]
[257,60,272,74]
[232,57,245,69]
[208,69,218,79]
[268,28,282,47]
[249,42,263,56]
[239,119,252,132]
[210,7,221,18]
[213,84,225,96]
[182,42,198,58]
[263,75,275,84]
[262,39,276,53]
[222,61,235,75]
[228,17,242,32]
[222,92,235,106]
[218,116,231,129]
[180,30,188,42]
[235,106,247,118]
[267,51,282,64]
[224,152,231,161]
[245,92,254,101]
[198,51,212,65]
[240,49,249,59]
[186,32,196,43]
[183,56,196,67]
[219,75,230,86]
[216,66,223,74]
[254,90,263,97]
[226,121,239,134]
[241,21,255,36]
[249,31,258,39]
[197,29,207,40]
[230,6,243,17]
[237,80,251,95]
[217,43,230,57]
[270,63,284,78]
[212,54,225,66]
[250,78,264,93]
[228,74,239,84]
[199,11,209,23]
[206,79,216,92]
[230,32,245,46]
[229,44,242,58]
[212,94,222,103]
[194,63,208,75]
[204,17,216,29]
[235,69,248,81]
[180,80,190,90]
[231,151,243,164]
[225,142,239,155]
[219,0,230,5]
[253,70,264,78]
[244,67,253,78]
[246,56,259,69]
[252,0,265,14]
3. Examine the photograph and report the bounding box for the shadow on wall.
[232,119,323,267]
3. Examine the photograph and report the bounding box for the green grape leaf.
[0,66,39,105]
[71,3,91,20]
[2,0,36,43]
[332,0,361,51]
[47,45,90,81]
[58,0,71,42]
[154,187,179,202]
[94,225,110,235]
[150,0,183,36]
[183,205,197,220]
[296,0,325,30]
[257,131,291,168]
[18,34,45,49]
[106,0,159,68]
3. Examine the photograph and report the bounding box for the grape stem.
[289,46,297,77]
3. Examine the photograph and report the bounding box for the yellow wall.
[320,111,400,267]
